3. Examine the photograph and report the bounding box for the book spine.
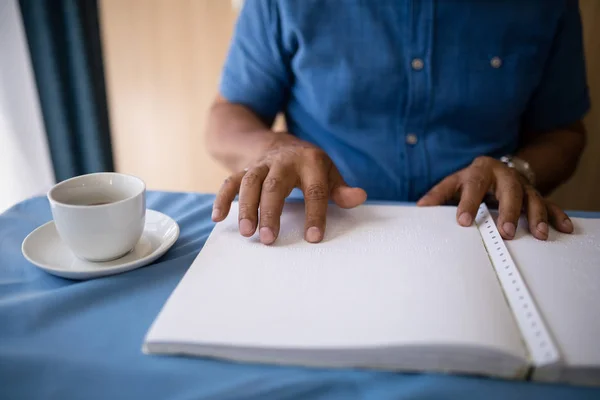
[475,204,561,374]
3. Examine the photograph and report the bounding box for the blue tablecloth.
[1,191,599,399]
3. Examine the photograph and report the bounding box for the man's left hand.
[417,156,574,240]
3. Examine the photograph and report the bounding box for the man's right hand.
[211,133,367,245]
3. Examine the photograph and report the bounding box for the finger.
[417,175,459,206]
[457,170,491,227]
[238,165,270,237]
[212,171,245,222]
[328,167,367,209]
[524,186,548,240]
[495,171,524,239]
[258,167,295,245]
[547,200,574,234]
[300,165,329,244]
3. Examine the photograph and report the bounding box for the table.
[1,191,599,399]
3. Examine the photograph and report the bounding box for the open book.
[143,202,600,386]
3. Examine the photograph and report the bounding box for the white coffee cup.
[47,172,146,262]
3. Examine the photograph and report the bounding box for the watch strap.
[500,155,535,186]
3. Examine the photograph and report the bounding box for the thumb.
[329,168,367,209]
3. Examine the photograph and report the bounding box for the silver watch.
[500,155,535,186]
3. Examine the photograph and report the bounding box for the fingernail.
[239,219,254,236]
[458,212,473,227]
[211,208,221,220]
[260,227,275,244]
[563,218,574,232]
[536,222,548,236]
[306,226,322,243]
[503,222,516,238]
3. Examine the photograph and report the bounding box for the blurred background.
[1,0,599,212]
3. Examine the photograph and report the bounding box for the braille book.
[144,202,600,386]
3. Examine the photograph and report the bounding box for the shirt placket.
[402,0,434,200]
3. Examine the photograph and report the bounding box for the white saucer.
[21,209,180,280]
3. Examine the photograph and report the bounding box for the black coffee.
[64,197,116,206]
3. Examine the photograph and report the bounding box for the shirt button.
[490,56,502,68]
[411,58,424,71]
[406,133,418,145]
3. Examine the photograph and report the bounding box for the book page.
[506,217,600,377]
[145,203,526,372]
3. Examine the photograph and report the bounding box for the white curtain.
[0,0,55,213]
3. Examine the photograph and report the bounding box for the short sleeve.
[523,0,590,132]
[219,0,291,122]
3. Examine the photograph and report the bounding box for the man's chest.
[280,0,563,128]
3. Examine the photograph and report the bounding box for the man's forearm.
[516,121,586,195]
[205,96,287,172]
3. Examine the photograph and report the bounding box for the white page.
[506,217,600,382]
[145,203,526,372]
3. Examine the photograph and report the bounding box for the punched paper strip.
[476,203,560,368]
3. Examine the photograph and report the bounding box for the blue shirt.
[219,0,590,201]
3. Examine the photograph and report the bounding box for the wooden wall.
[99,0,234,193]
[550,0,600,210]
[99,0,600,210]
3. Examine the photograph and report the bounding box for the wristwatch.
[500,155,535,187]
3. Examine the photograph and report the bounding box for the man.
[206,0,590,245]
